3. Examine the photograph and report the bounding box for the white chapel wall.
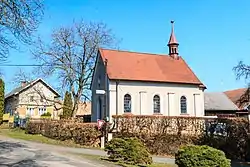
[109,80,204,117]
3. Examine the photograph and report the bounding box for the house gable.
[91,51,107,122]
[90,51,99,90]
[18,80,59,105]
[91,51,106,91]
[5,78,60,100]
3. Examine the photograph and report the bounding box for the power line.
[0,63,91,67]
[0,64,45,67]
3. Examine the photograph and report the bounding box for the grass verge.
[0,128,99,149]
[75,153,177,167]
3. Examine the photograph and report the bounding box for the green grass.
[0,128,99,149]
[75,153,176,167]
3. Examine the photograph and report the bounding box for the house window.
[124,94,131,113]
[26,107,34,116]
[180,96,187,114]
[153,95,160,113]
[39,107,46,115]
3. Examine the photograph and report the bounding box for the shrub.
[25,120,44,134]
[175,145,231,167]
[63,91,73,118]
[41,112,52,117]
[105,137,152,166]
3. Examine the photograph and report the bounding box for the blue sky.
[3,0,250,93]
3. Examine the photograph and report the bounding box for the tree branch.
[32,20,117,116]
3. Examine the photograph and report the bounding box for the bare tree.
[32,20,117,116]
[12,68,33,85]
[233,61,250,109]
[0,0,44,61]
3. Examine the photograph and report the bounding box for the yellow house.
[5,78,60,119]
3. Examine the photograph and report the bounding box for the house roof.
[224,88,247,104]
[204,92,239,111]
[5,78,60,99]
[224,88,249,109]
[99,48,205,87]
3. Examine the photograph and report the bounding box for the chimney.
[21,81,28,87]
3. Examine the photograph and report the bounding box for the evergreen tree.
[63,91,73,118]
[0,79,4,123]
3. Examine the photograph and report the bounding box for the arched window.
[153,95,160,113]
[124,94,131,113]
[180,96,187,114]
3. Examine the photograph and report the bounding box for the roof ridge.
[224,88,248,94]
[99,48,171,58]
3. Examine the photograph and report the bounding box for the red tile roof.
[224,88,247,103]
[224,88,249,109]
[99,48,205,87]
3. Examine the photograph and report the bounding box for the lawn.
[75,153,177,167]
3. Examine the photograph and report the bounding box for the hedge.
[26,115,250,161]
[26,119,101,147]
[112,115,250,161]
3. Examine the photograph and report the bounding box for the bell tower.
[168,20,179,59]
